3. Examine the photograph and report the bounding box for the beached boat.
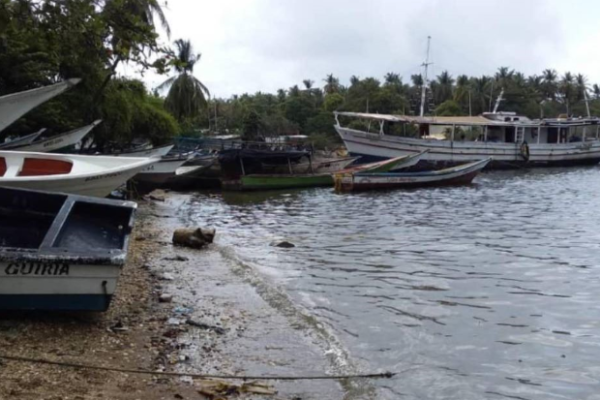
[13,120,101,153]
[334,111,600,169]
[0,186,136,311]
[133,154,192,184]
[0,78,81,133]
[222,150,428,191]
[110,144,174,158]
[0,150,157,197]
[334,158,491,192]
[0,128,45,149]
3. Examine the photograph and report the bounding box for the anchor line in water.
[0,354,397,381]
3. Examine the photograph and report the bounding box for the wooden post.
[583,126,587,142]
[484,126,488,142]
[288,157,293,174]
[597,125,599,140]
[537,126,541,144]
[451,125,455,143]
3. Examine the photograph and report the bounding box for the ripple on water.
[184,166,600,399]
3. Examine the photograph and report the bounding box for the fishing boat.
[133,154,193,184]
[0,150,157,197]
[334,111,600,169]
[0,186,136,311]
[334,158,491,192]
[221,150,427,191]
[12,120,101,153]
[0,128,45,149]
[0,78,81,133]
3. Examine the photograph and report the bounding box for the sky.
[123,0,600,98]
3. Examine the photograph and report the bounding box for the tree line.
[203,68,600,147]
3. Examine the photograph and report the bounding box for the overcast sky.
[124,0,600,98]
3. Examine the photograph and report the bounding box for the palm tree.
[575,74,588,102]
[411,74,424,87]
[542,69,558,100]
[593,84,600,100]
[471,75,492,114]
[384,72,401,86]
[158,39,210,121]
[323,74,340,94]
[434,70,454,104]
[349,75,360,87]
[288,85,300,97]
[302,79,314,90]
[276,89,286,102]
[559,72,575,115]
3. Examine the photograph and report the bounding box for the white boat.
[0,128,45,149]
[0,186,136,311]
[334,112,600,169]
[134,155,192,184]
[109,144,174,158]
[0,150,157,197]
[14,120,101,152]
[0,78,81,133]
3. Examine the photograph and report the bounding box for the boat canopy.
[334,112,600,128]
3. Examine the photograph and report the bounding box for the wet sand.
[0,194,351,399]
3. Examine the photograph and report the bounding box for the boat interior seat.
[18,158,73,177]
[0,157,5,177]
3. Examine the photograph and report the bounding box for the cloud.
[131,0,600,98]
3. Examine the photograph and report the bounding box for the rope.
[0,354,395,381]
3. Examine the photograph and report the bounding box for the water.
[180,167,600,399]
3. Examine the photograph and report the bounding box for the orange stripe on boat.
[0,158,6,177]
[19,158,73,176]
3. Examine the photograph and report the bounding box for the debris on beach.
[271,240,296,248]
[172,227,216,249]
[197,380,276,398]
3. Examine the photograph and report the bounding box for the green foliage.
[323,93,344,112]
[435,100,462,116]
[0,0,175,148]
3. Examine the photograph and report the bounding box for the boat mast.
[492,88,504,113]
[584,88,591,118]
[419,36,432,117]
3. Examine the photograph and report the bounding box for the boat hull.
[335,159,491,192]
[223,174,333,191]
[0,262,120,311]
[16,120,100,153]
[336,126,600,169]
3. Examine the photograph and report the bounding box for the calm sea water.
[181,167,600,399]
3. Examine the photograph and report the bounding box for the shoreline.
[0,193,354,399]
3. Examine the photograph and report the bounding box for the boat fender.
[520,141,530,162]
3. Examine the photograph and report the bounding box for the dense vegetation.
[205,69,600,147]
[0,0,178,149]
[3,1,600,150]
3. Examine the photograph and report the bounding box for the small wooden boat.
[133,154,192,184]
[334,158,491,192]
[0,78,81,133]
[0,150,157,197]
[0,128,45,149]
[0,186,136,311]
[13,120,101,153]
[223,151,429,191]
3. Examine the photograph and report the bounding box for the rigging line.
[0,354,396,381]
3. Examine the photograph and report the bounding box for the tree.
[302,79,314,90]
[158,39,210,122]
[323,73,340,94]
[559,72,575,115]
[434,70,454,104]
[435,100,462,116]
[542,69,558,100]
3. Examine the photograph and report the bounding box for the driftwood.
[172,227,216,249]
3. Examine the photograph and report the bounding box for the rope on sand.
[0,354,396,381]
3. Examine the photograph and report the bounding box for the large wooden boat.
[0,186,136,311]
[0,78,81,133]
[13,120,101,153]
[334,158,491,192]
[0,150,157,197]
[334,111,600,169]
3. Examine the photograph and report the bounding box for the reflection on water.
[183,167,600,399]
